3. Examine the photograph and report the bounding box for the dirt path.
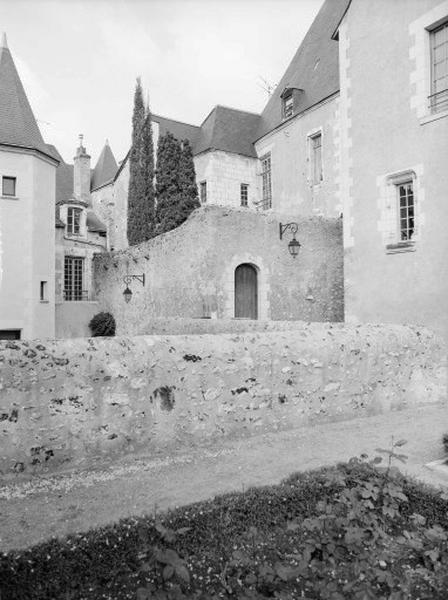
[1,403,447,552]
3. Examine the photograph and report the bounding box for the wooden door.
[234,264,258,319]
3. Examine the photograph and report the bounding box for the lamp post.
[122,274,145,303]
[279,222,301,258]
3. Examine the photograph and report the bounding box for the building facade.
[0,34,59,340]
[337,0,448,342]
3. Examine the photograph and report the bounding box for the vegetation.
[88,312,116,337]
[1,443,448,599]
[127,78,156,246]
[443,433,448,455]
[155,134,199,236]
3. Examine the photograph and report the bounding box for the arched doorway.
[234,263,258,319]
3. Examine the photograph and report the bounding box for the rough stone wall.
[0,323,445,478]
[93,206,344,336]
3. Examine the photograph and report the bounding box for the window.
[260,153,272,210]
[310,133,323,184]
[67,207,82,235]
[397,181,415,242]
[2,176,16,196]
[283,94,294,119]
[64,256,85,301]
[240,183,249,207]
[430,20,448,113]
[0,330,21,340]
[200,181,207,204]
[40,281,48,302]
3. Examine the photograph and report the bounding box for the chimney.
[73,134,91,205]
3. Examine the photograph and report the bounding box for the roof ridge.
[152,113,200,129]
[215,104,260,117]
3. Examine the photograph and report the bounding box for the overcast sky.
[2,0,323,165]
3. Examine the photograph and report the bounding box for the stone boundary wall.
[0,323,445,479]
[137,318,346,336]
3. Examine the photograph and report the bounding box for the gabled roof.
[0,34,57,161]
[152,114,200,148]
[255,0,351,142]
[194,105,260,158]
[91,140,118,190]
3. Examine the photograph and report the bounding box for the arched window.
[234,264,258,319]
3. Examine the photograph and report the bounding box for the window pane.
[2,177,16,196]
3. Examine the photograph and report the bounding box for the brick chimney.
[73,134,91,205]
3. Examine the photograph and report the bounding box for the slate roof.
[86,210,107,233]
[152,114,200,148]
[255,0,351,142]
[0,35,57,161]
[194,106,260,158]
[91,140,118,190]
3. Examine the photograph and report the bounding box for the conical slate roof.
[91,140,118,190]
[0,34,54,159]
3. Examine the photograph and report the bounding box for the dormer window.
[283,94,294,119]
[67,207,82,235]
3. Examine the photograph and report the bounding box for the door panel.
[234,264,258,319]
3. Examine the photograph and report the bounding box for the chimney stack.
[73,134,91,205]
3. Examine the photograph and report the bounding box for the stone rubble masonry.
[0,322,445,479]
[93,205,344,335]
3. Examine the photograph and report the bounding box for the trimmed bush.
[443,433,448,454]
[88,312,116,337]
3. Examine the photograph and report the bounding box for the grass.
[1,457,448,600]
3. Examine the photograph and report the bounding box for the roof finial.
[1,32,8,49]
[105,138,109,146]
[78,133,84,147]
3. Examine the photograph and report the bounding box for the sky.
[2,0,323,165]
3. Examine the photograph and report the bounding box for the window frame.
[429,19,448,113]
[40,281,48,302]
[240,183,249,207]
[282,94,294,119]
[67,206,82,236]
[200,181,207,204]
[384,170,418,253]
[260,153,272,210]
[308,131,323,185]
[2,176,16,197]
[64,256,85,301]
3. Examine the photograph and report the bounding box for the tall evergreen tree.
[155,132,182,233]
[155,135,200,235]
[139,106,155,240]
[127,79,155,245]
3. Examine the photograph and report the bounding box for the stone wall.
[0,323,445,478]
[93,206,344,335]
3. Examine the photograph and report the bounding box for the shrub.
[443,433,448,454]
[88,312,116,337]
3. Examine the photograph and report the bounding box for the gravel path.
[1,403,447,552]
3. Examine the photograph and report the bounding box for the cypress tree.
[139,106,155,240]
[155,135,200,235]
[127,79,156,245]
[127,78,145,246]
[179,139,200,209]
[155,132,182,234]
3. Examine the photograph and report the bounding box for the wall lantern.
[279,222,301,258]
[122,274,145,303]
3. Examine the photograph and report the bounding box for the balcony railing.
[428,88,448,114]
[63,290,89,301]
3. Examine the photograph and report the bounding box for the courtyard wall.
[93,206,344,335]
[0,323,445,478]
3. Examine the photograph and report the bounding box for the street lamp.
[122,274,145,303]
[279,222,301,258]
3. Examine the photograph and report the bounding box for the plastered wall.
[0,323,445,478]
[93,206,344,335]
[341,0,448,344]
